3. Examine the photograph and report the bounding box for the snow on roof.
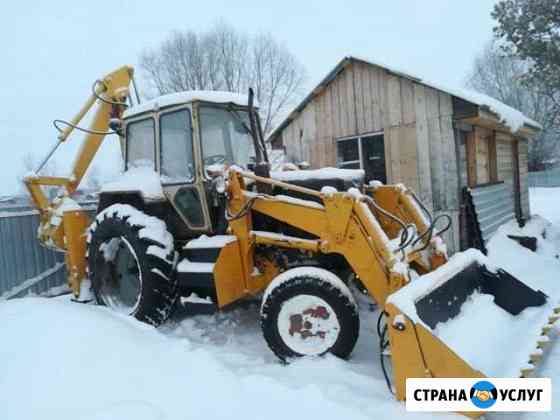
[425,81,541,133]
[268,56,540,142]
[124,91,254,118]
[348,55,541,132]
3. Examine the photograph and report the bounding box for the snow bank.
[124,91,253,118]
[530,187,560,225]
[101,165,164,200]
[487,217,560,298]
[0,298,416,420]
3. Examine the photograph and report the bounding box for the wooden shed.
[268,56,541,253]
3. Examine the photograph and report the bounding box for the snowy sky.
[1,0,498,196]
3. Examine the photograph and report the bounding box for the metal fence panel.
[0,210,67,298]
[469,183,516,243]
[528,168,560,188]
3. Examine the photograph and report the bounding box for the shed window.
[336,138,360,169]
[336,133,386,183]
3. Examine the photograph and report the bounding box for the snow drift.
[0,298,431,420]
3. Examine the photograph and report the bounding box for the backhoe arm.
[25,65,133,214]
[23,66,133,298]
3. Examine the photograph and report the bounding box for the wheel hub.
[98,237,142,314]
[278,295,340,356]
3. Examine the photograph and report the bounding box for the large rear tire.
[260,267,359,361]
[87,204,177,326]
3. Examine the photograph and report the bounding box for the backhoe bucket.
[385,250,558,405]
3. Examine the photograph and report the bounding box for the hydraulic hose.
[361,195,416,253]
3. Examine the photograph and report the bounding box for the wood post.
[466,130,477,188]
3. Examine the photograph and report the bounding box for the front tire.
[87,204,177,326]
[260,267,359,361]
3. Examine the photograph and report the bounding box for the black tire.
[87,204,177,326]
[260,267,359,361]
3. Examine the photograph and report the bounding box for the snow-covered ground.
[1,188,560,419]
[530,188,560,225]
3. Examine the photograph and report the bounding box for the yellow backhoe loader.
[24,66,558,417]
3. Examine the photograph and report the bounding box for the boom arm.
[25,65,133,213]
[23,66,133,297]
[216,169,447,308]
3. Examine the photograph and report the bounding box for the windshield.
[199,106,255,171]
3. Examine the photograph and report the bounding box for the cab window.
[199,106,255,171]
[160,109,194,183]
[126,118,155,169]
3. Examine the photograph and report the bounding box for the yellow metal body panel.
[386,303,483,418]
[214,241,247,307]
[225,171,408,308]
[62,210,90,296]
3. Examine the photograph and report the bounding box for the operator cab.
[120,91,259,236]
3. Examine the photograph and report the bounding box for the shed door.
[361,134,386,183]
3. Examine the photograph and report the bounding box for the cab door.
[158,107,212,233]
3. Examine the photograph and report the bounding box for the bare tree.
[467,40,560,170]
[140,21,307,134]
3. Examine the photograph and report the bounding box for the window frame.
[124,115,156,171]
[158,106,195,186]
[336,130,384,171]
[197,102,256,181]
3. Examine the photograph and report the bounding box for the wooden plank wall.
[518,139,531,218]
[475,127,491,184]
[496,132,515,207]
[281,60,460,252]
[456,131,468,188]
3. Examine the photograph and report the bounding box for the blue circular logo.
[470,380,498,409]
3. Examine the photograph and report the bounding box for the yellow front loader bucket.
[384,250,558,403]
